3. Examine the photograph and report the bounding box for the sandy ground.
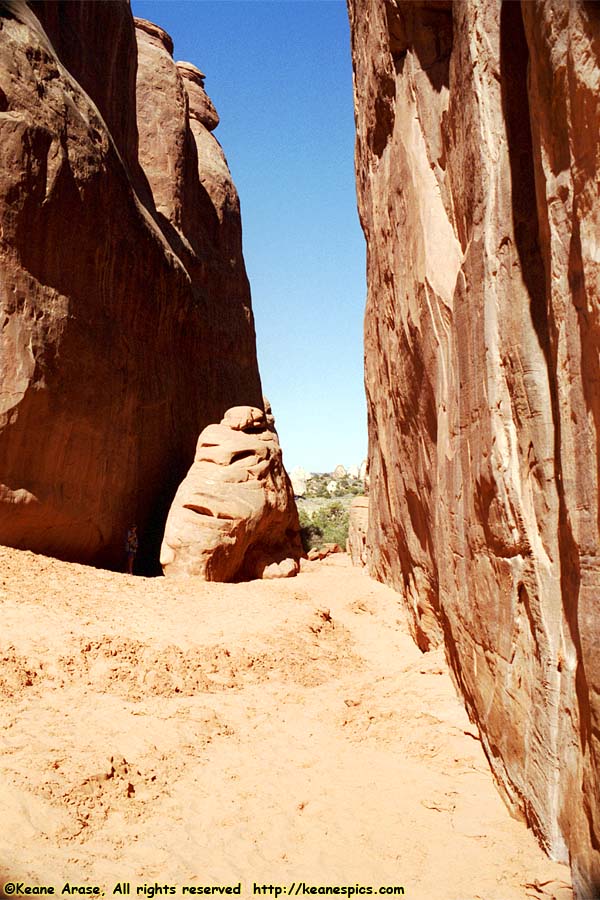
[0,546,572,900]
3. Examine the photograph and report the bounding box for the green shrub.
[298,502,349,551]
[305,474,331,499]
[298,509,323,552]
[305,471,365,499]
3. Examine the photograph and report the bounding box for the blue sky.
[132,0,367,473]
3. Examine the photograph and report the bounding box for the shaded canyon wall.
[0,1,262,571]
[347,0,600,895]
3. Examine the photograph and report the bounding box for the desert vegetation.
[297,469,366,551]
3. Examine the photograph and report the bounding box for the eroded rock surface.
[0,2,262,570]
[160,406,302,581]
[347,496,368,568]
[348,0,600,895]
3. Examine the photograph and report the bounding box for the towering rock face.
[348,0,600,895]
[0,1,262,571]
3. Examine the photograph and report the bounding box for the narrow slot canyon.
[0,2,598,898]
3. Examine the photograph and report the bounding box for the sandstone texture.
[347,495,369,568]
[160,406,302,581]
[0,1,262,571]
[348,0,600,895]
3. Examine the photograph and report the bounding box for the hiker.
[125,523,138,574]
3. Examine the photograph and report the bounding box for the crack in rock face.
[160,405,303,581]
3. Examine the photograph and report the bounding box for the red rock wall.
[347,0,600,895]
[0,1,262,571]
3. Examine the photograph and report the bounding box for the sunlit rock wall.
[0,1,262,570]
[347,0,600,895]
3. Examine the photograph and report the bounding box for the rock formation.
[347,0,600,895]
[0,1,262,571]
[306,543,342,562]
[358,459,368,486]
[160,406,302,581]
[290,466,308,497]
[347,495,368,568]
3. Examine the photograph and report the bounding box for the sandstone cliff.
[347,0,600,895]
[0,1,262,571]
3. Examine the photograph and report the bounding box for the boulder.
[290,465,308,497]
[323,542,343,554]
[306,543,343,562]
[160,406,302,581]
[347,0,600,893]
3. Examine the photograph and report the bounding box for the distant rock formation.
[290,466,308,497]
[0,1,262,570]
[160,406,302,581]
[347,496,368,569]
[348,0,600,895]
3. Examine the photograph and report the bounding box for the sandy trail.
[0,547,571,899]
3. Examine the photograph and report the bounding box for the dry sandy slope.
[0,547,571,899]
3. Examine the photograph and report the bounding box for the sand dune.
[0,548,571,899]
